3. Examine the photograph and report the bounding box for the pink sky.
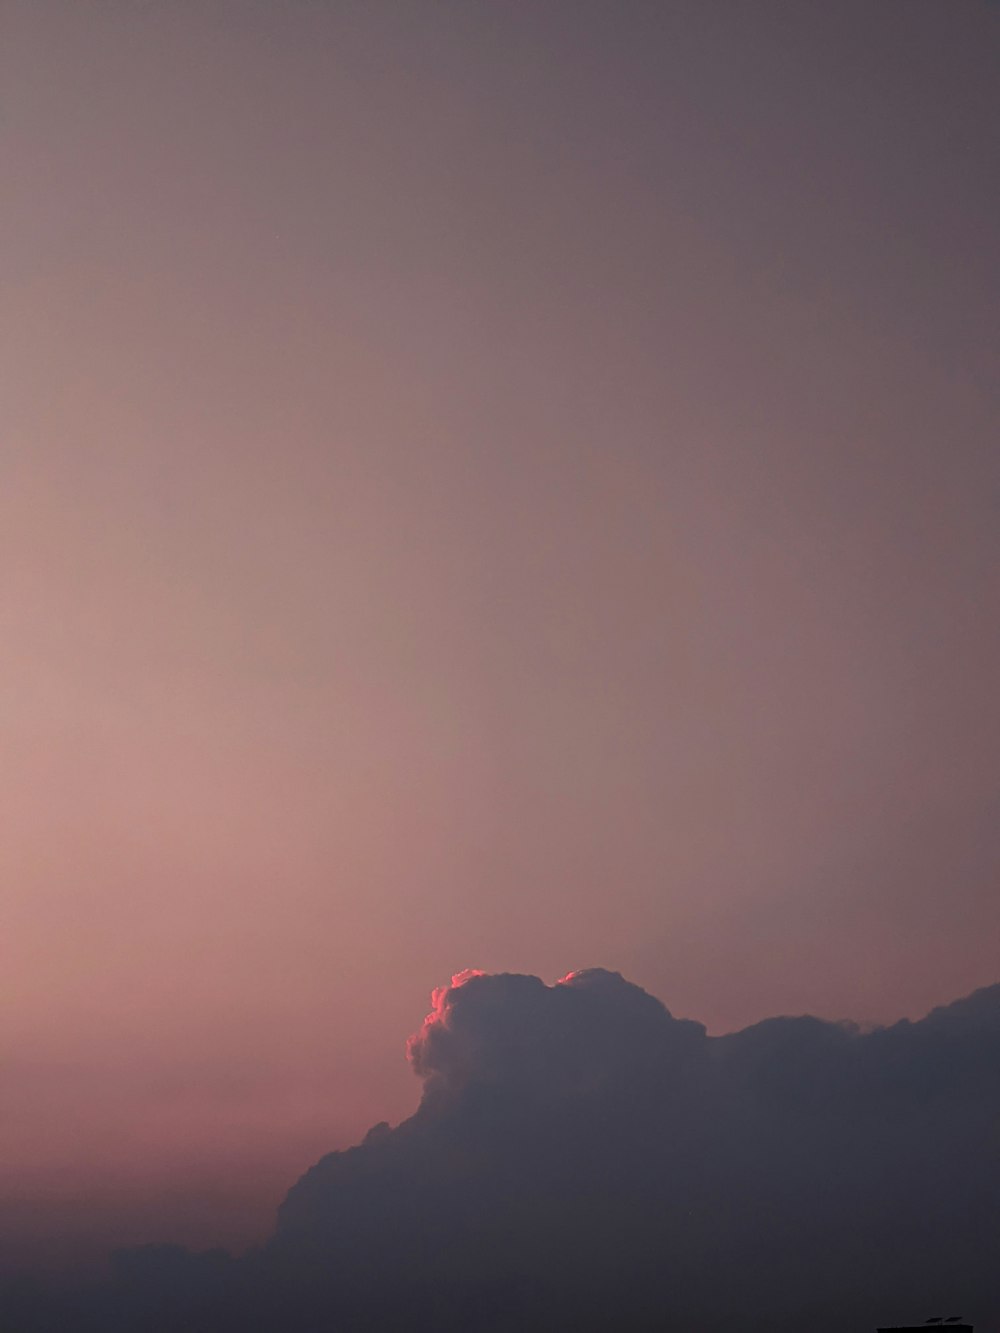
[2,0,998,1266]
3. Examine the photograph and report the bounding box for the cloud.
[269,973,1000,1331]
[405,967,704,1099]
[6,973,1000,1331]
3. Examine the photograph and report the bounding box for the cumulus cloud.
[264,972,1000,1331]
[8,972,1000,1332]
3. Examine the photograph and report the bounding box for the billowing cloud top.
[405,967,705,1098]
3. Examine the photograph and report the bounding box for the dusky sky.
[2,0,998,1264]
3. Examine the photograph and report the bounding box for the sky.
[2,0,999,1267]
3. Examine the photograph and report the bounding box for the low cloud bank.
[5,970,1000,1331]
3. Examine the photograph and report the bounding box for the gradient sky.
[2,0,998,1266]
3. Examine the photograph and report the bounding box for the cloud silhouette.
[270,971,1000,1332]
[5,972,1000,1331]
[405,968,704,1099]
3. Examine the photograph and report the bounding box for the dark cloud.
[405,968,704,1099]
[6,971,1000,1331]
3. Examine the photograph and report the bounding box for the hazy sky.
[2,0,998,1264]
